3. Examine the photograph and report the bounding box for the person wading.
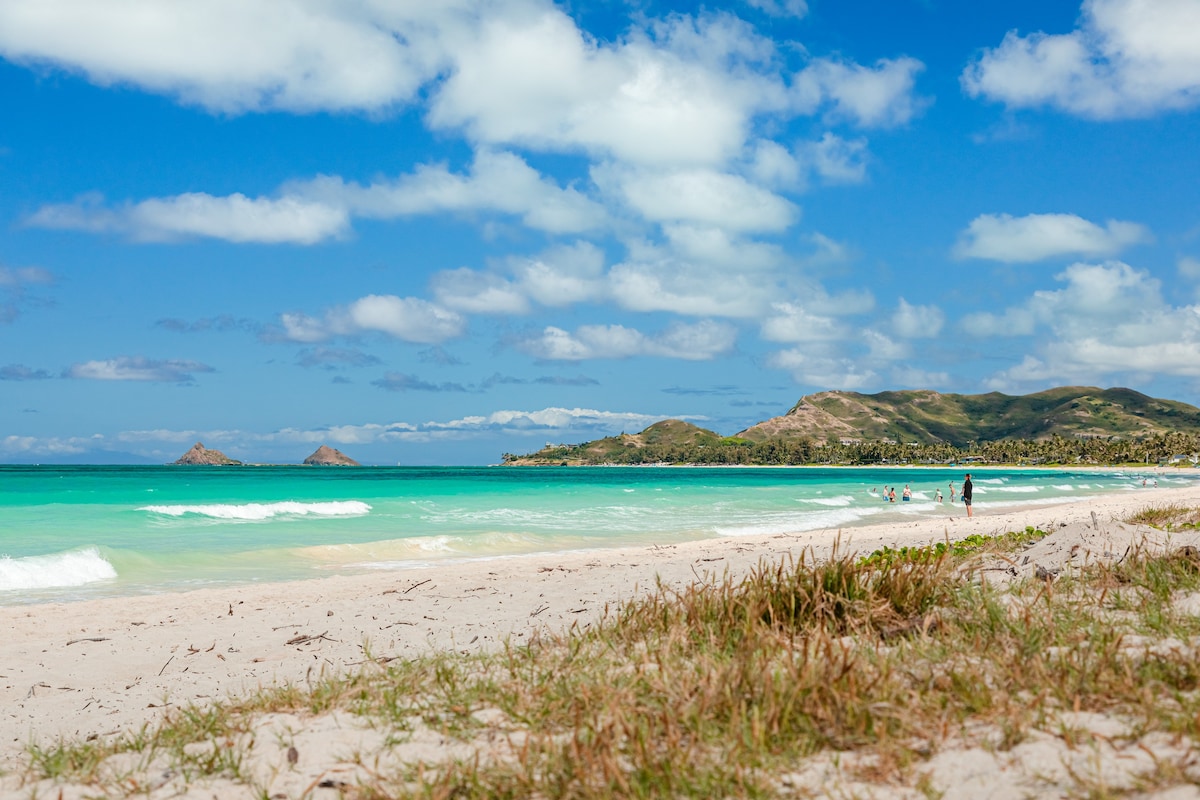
[962,473,973,518]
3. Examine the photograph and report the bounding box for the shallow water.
[0,465,1184,604]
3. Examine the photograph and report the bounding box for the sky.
[1,0,1200,465]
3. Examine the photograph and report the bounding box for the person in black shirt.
[962,473,973,517]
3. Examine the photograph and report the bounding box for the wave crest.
[139,501,372,520]
[0,547,117,591]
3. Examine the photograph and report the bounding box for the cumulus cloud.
[0,0,454,113]
[29,192,349,244]
[793,56,927,127]
[297,149,607,235]
[518,320,736,361]
[767,348,877,389]
[954,212,1151,262]
[593,163,797,233]
[972,261,1200,387]
[963,0,1200,118]
[760,303,847,343]
[428,9,787,166]
[66,356,214,383]
[281,295,466,344]
[891,298,944,338]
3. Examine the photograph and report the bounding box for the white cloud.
[431,269,530,315]
[954,212,1151,262]
[29,192,349,244]
[67,356,214,383]
[891,298,944,339]
[760,302,847,342]
[767,348,877,389]
[594,163,797,232]
[977,261,1200,387]
[509,242,608,307]
[798,133,869,185]
[298,149,607,235]
[746,134,869,190]
[518,320,736,361]
[281,295,466,344]
[793,56,927,127]
[0,0,455,113]
[963,0,1200,119]
[429,9,787,166]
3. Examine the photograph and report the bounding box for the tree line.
[505,431,1200,467]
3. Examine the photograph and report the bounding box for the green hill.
[502,387,1200,465]
[737,386,1200,446]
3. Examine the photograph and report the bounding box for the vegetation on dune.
[20,514,1200,798]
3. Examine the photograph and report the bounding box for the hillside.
[503,387,1200,465]
[504,420,723,465]
[737,386,1200,446]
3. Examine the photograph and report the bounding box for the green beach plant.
[17,520,1200,798]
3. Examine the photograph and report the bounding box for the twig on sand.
[157,655,174,676]
[286,631,333,646]
[66,637,110,646]
[530,604,549,617]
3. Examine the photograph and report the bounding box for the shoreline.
[3,484,1199,770]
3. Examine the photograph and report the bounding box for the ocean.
[1,465,1187,605]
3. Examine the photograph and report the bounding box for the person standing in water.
[962,473,973,517]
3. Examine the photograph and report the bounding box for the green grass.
[17,523,1200,798]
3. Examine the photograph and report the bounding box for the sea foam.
[139,500,371,520]
[0,547,117,591]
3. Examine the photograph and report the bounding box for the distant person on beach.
[949,483,956,502]
[889,487,896,503]
[962,473,973,517]
[936,489,943,503]
[902,485,912,501]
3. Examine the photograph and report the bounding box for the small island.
[169,442,360,466]
[303,445,361,466]
[172,442,242,466]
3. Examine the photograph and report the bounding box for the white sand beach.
[3,483,1200,798]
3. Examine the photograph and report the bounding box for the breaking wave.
[0,547,117,592]
[139,501,372,520]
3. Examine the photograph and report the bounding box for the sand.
[3,483,1199,797]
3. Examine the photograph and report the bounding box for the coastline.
[4,483,1199,772]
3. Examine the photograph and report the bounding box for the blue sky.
[2,0,1199,465]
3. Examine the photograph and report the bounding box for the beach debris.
[530,604,549,617]
[66,637,110,646]
[157,656,174,676]
[25,682,50,698]
[287,745,299,765]
[286,631,333,646]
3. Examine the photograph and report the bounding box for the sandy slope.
[2,483,1198,795]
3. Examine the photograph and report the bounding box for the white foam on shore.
[0,547,117,591]
[139,501,372,520]
[801,495,856,507]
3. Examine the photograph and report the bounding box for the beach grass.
[17,515,1200,798]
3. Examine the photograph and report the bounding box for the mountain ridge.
[503,386,1200,465]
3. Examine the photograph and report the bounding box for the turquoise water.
[0,465,1186,604]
